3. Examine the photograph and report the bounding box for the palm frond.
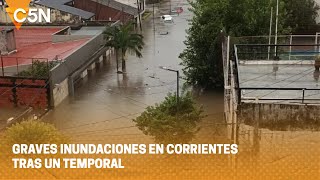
[103,22,145,58]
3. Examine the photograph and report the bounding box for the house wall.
[74,0,134,22]
[50,33,104,86]
[52,78,69,107]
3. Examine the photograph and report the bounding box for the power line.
[239,60,306,85]
[0,79,28,97]
[243,66,315,96]
[65,125,137,136]
[246,69,315,103]
[59,112,141,131]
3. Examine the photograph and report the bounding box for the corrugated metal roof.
[35,0,95,19]
[91,0,138,16]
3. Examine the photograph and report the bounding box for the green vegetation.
[3,120,68,145]
[283,0,320,33]
[180,0,319,89]
[142,11,152,20]
[133,92,204,144]
[103,22,145,73]
[18,60,56,78]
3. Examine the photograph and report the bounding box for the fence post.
[302,88,305,104]
[1,55,4,76]
[253,103,260,154]
[289,35,293,60]
[16,57,19,75]
[12,78,18,107]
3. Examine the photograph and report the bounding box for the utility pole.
[159,66,180,105]
[274,0,279,58]
[121,6,124,24]
[253,103,260,154]
[136,0,142,31]
[153,3,156,56]
[153,3,155,31]
[268,7,273,60]
[1,54,4,76]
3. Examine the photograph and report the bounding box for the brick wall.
[0,77,50,109]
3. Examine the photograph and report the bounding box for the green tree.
[133,92,204,144]
[4,120,68,145]
[103,22,145,73]
[282,0,319,33]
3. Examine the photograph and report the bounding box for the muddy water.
[44,1,225,143]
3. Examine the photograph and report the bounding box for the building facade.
[74,0,145,23]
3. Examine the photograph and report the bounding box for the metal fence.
[235,44,320,61]
[0,57,51,77]
[233,35,320,60]
[239,87,320,104]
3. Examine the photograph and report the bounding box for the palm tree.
[103,22,144,73]
[103,25,121,72]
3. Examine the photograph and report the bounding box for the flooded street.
[44,1,225,143]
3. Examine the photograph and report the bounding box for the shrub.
[4,119,68,145]
[18,60,57,78]
[133,92,204,144]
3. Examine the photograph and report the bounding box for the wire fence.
[233,35,320,61]
[0,57,60,78]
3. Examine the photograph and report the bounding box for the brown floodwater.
[43,0,225,144]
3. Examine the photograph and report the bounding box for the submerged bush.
[133,92,204,144]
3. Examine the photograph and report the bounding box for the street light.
[159,66,180,105]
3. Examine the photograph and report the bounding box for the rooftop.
[1,27,91,67]
[90,0,138,16]
[115,0,138,8]
[34,0,95,19]
[235,43,320,104]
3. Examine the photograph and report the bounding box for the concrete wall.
[239,102,320,130]
[52,34,92,43]
[0,29,16,55]
[54,26,71,35]
[49,32,105,106]
[50,33,104,85]
[52,78,69,107]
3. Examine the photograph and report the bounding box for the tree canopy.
[3,120,68,145]
[133,92,204,144]
[180,0,319,89]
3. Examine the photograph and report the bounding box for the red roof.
[1,28,90,67]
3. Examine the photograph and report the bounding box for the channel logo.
[5,0,51,30]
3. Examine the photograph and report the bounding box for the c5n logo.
[5,0,51,30]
